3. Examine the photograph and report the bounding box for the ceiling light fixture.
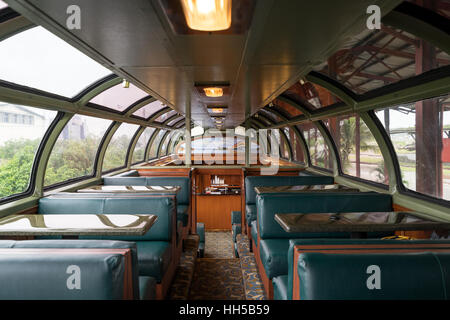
[203,87,224,97]
[180,0,232,31]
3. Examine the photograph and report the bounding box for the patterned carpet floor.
[168,230,266,300]
[203,231,234,258]
[188,258,246,300]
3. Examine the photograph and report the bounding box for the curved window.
[167,116,184,127]
[280,128,290,159]
[132,127,155,164]
[313,24,450,94]
[155,110,177,123]
[44,115,112,187]
[287,127,305,164]
[326,115,388,184]
[102,123,140,172]
[0,103,57,199]
[132,100,165,119]
[89,83,148,112]
[376,94,450,201]
[0,26,111,97]
[298,122,332,170]
[149,130,166,159]
[283,81,341,109]
[273,99,303,116]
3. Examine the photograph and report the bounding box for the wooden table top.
[274,212,450,233]
[0,214,157,236]
[77,185,181,193]
[255,184,359,194]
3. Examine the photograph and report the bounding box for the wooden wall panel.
[196,195,241,230]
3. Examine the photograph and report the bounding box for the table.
[77,185,181,194]
[0,214,157,237]
[254,184,360,194]
[274,212,450,238]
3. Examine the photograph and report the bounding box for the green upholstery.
[8,239,140,299]
[139,276,157,300]
[232,224,242,243]
[257,193,392,239]
[116,170,140,177]
[103,176,191,227]
[103,177,191,205]
[38,196,176,282]
[39,196,176,241]
[245,204,257,227]
[297,252,450,300]
[231,211,242,243]
[136,241,171,281]
[0,240,15,248]
[231,211,241,224]
[244,175,334,227]
[177,205,189,227]
[245,175,334,206]
[251,220,258,248]
[197,222,205,257]
[273,275,288,300]
[259,239,290,279]
[287,239,450,300]
[0,251,127,300]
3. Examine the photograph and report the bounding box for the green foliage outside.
[0,139,40,198]
[102,134,132,172]
[44,136,100,186]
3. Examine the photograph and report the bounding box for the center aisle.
[188,231,246,300]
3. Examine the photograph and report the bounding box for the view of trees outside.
[299,124,331,170]
[132,127,155,164]
[102,123,140,172]
[44,115,112,186]
[329,116,388,184]
[376,96,450,201]
[0,104,56,199]
[149,130,166,159]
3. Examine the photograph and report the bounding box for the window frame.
[1,110,63,203]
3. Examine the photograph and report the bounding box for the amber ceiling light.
[203,87,224,97]
[181,0,232,31]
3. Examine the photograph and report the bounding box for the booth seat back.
[1,239,141,299]
[115,170,140,177]
[287,238,450,300]
[257,193,392,239]
[103,177,191,205]
[245,175,334,205]
[297,251,450,300]
[0,249,131,300]
[38,195,176,242]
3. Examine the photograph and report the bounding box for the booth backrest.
[297,251,450,300]
[1,239,140,299]
[256,192,392,239]
[116,170,140,177]
[245,175,334,205]
[103,177,191,205]
[0,248,131,300]
[38,195,176,241]
[287,238,450,300]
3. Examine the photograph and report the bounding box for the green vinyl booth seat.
[0,240,147,300]
[103,176,191,227]
[297,251,450,300]
[284,238,450,300]
[244,175,334,227]
[256,192,393,280]
[197,222,205,258]
[38,195,176,283]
